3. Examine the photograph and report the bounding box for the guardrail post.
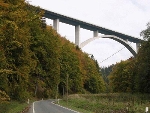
[27,99,29,104]
[146,107,148,113]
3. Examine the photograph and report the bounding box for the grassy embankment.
[59,93,150,113]
[0,101,28,113]
[0,98,37,113]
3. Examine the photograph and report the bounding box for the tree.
[0,0,44,101]
[60,40,83,94]
[82,54,105,93]
[140,22,150,41]
[109,60,134,92]
[135,23,150,93]
[0,0,107,102]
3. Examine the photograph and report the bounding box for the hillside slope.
[0,0,105,102]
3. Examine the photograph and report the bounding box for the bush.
[0,90,10,102]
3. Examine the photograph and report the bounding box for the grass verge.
[59,99,92,113]
[59,93,150,113]
[0,101,29,113]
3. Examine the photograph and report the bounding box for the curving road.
[28,99,79,113]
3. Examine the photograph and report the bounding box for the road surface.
[28,99,79,113]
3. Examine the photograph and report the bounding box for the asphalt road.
[28,99,79,113]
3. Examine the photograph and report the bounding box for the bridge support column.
[136,43,140,53]
[93,30,98,37]
[53,19,59,32]
[75,25,80,46]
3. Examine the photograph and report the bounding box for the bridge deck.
[43,9,142,43]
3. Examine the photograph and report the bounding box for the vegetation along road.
[28,100,79,113]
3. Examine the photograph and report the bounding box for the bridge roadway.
[43,8,142,43]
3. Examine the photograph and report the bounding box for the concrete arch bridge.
[40,7,143,57]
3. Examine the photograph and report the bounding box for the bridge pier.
[75,25,80,46]
[136,43,140,53]
[93,30,98,37]
[53,19,59,32]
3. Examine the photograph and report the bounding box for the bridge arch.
[80,35,137,57]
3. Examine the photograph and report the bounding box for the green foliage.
[82,54,105,93]
[1,0,149,103]
[101,64,114,77]
[0,0,106,102]
[0,101,28,113]
[109,60,135,92]
[135,40,150,93]
[108,22,150,94]
[60,94,150,113]
[0,90,10,102]
[0,0,33,101]
[60,41,82,94]
[140,22,150,40]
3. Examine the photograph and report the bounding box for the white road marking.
[51,100,80,113]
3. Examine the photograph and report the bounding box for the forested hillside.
[109,23,150,93]
[0,0,105,102]
[1,0,149,105]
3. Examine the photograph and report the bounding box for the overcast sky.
[29,0,150,67]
